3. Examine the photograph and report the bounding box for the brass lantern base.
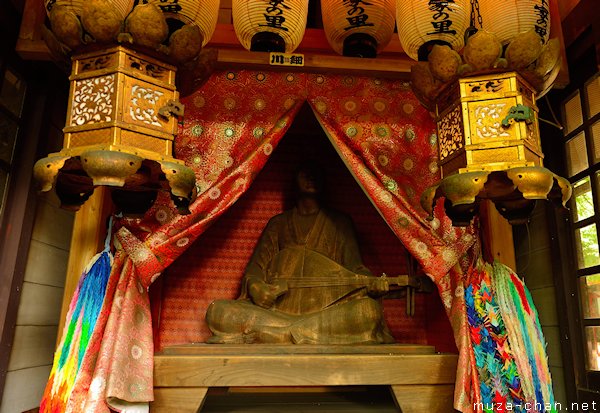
[34,148,197,215]
[421,166,572,226]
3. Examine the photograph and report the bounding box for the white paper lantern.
[478,0,551,45]
[147,0,220,47]
[322,0,396,57]
[232,0,309,53]
[396,0,470,61]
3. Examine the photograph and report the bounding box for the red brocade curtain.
[65,71,307,412]
[64,70,479,412]
[305,75,477,410]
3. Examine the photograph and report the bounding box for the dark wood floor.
[200,386,399,412]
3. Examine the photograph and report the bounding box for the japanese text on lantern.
[260,0,291,31]
[343,0,375,30]
[427,0,457,35]
[534,0,550,41]
[157,0,182,13]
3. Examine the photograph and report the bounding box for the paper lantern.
[232,0,309,53]
[146,0,220,47]
[396,0,470,61]
[321,0,396,58]
[478,0,551,45]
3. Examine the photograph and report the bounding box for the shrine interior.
[1,0,600,412]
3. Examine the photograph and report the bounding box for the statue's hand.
[248,279,286,309]
[367,276,389,297]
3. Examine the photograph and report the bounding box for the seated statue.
[206,162,394,344]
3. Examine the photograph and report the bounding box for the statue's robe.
[206,207,394,344]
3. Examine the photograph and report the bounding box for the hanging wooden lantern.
[232,0,309,53]
[420,71,571,226]
[478,0,551,45]
[321,0,395,58]
[33,46,197,215]
[396,0,471,61]
[38,0,218,215]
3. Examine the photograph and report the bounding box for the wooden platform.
[152,344,458,413]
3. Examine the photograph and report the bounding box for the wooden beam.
[480,200,517,270]
[154,353,458,387]
[56,187,112,343]
[152,347,458,412]
[561,0,596,47]
[160,343,436,355]
[215,48,413,78]
[15,0,49,61]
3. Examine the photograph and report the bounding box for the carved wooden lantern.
[399,0,571,226]
[36,0,223,214]
[421,71,570,226]
[436,71,543,177]
[321,0,396,58]
[34,46,196,214]
[232,0,309,52]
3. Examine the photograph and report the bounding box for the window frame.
[561,69,600,395]
[563,74,600,274]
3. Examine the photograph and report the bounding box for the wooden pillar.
[57,187,113,342]
[480,200,517,270]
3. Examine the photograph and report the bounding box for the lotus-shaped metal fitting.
[159,160,197,214]
[420,166,572,226]
[80,150,143,186]
[420,171,489,224]
[506,166,556,200]
[33,155,69,192]
[440,171,490,206]
[553,173,573,208]
[421,171,489,216]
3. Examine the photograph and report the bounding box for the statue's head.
[294,161,325,199]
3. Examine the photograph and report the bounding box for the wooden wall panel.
[1,169,74,412]
[530,287,561,326]
[7,325,57,371]
[2,195,73,411]
[30,200,74,250]
[514,202,566,405]
[544,326,564,367]
[550,366,568,406]
[23,240,68,288]
[0,366,50,413]
[14,283,63,326]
